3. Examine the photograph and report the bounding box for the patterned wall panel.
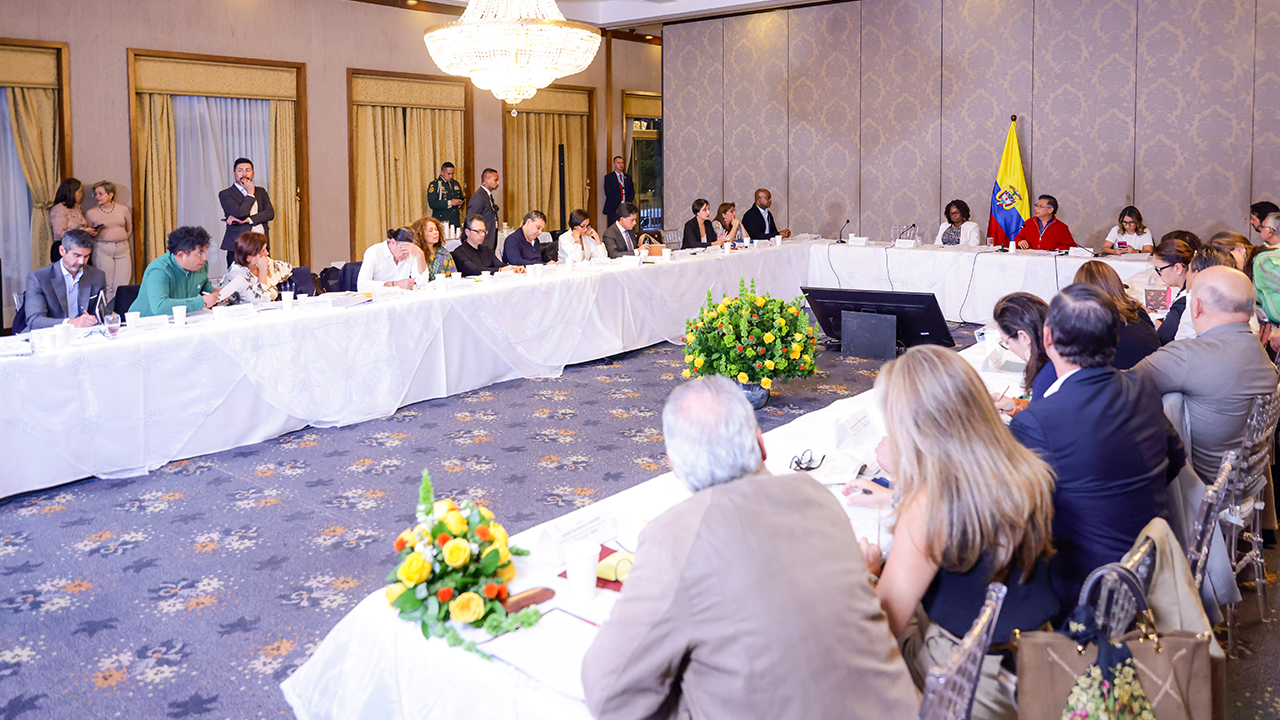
[787,3,860,239]
[859,0,942,240]
[723,12,790,226]
[1253,0,1280,230]
[1136,0,1255,239]
[662,19,724,230]
[941,0,1033,242]
[1032,0,1137,250]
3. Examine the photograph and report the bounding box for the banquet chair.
[1089,536,1157,643]
[290,267,316,297]
[10,292,26,335]
[917,582,1007,720]
[338,262,362,292]
[661,229,681,249]
[1188,449,1238,592]
[113,284,140,316]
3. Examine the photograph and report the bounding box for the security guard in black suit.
[428,162,465,228]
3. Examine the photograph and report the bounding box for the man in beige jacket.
[582,376,919,719]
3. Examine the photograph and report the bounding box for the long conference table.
[0,241,1154,497]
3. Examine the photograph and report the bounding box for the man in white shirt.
[356,227,427,293]
[600,203,640,259]
[741,188,791,240]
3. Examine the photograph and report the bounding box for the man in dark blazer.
[602,155,635,227]
[502,211,550,266]
[23,229,107,331]
[218,158,274,269]
[1009,283,1185,616]
[600,203,640,259]
[465,168,501,254]
[741,188,791,240]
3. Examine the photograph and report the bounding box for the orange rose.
[497,584,509,600]
[475,525,493,542]
[437,587,454,603]
[436,533,451,546]
[483,582,500,599]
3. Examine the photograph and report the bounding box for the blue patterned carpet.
[3,326,1275,720]
[0,333,956,719]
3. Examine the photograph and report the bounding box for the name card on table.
[298,295,334,311]
[212,304,258,322]
[835,408,878,451]
[893,238,919,249]
[848,236,870,246]
[130,314,172,330]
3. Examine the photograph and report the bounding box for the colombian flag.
[988,118,1030,246]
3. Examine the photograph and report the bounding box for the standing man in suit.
[583,375,919,720]
[218,158,274,270]
[602,155,634,227]
[465,168,501,254]
[741,188,790,240]
[428,162,465,229]
[1009,283,1185,615]
[22,229,107,331]
[600,203,640,259]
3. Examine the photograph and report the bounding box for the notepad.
[480,609,600,700]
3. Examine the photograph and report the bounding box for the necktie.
[618,173,624,195]
[624,229,633,251]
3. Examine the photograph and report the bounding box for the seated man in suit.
[218,158,274,270]
[502,210,554,266]
[22,228,107,331]
[741,188,791,240]
[583,375,919,720]
[131,226,222,317]
[1010,283,1184,615]
[1130,266,1278,485]
[451,214,513,277]
[600,202,641,259]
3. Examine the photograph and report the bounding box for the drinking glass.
[104,313,121,339]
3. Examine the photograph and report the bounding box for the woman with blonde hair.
[410,215,456,279]
[84,180,133,304]
[1071,260,1158,369]
[849,345,1057,720]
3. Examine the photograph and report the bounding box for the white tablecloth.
[279,342,1013,719]
[805,244,1157,324]
[0,244,813,496]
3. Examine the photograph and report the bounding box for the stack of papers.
[480,609,600,701]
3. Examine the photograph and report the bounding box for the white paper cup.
[125,311,141,326]
[662,248,672,260]
[565,541,600,602]
[480,270,492,279]
[280,290,295,309]
[31,329,56,353]
[172,305,187,326]
[55,322,75,348]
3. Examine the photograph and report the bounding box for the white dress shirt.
[1042,367,1081,398]
[1104,226,1153,251]
[758,206,773,235]
[59,260,82,317]
[614,222,635,252]
[559,232,608,262]
[357,242,423,293]
[235,183,264,234]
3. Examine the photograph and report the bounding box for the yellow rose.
[763,332,775,344]
[682,368,692,378]
[397,528,416,548]
[396,551,431,587]
[496,562,517,582]
[794,333,804,342]
[764,359,775,370]
[736,372,749,383]
[478,506,495,520]
[717,304,728,314]
[802,354,811,362]
[791,343,803,353]
[483,542,511,566]
[755,296,766,307]
[432,499,457,517]
[684,354,693,363]
[448,591,486,623]
[442,537,472,568]
[386,582,407,605]
[695,357,705,368]
[776,317,785,326]
[761,377,772,389]
[489,523,509,546]
[442,510,469,536]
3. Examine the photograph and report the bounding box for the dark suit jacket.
[1009,366,1185,615]
[23,261,107,331]
[682,217,717,249]
[602,171,635,224]
[502,229,544,266]
[465,188,500,254]
[741,205,778,240]
[600,223,636,259]
[1114,314,1160,370]
[218,185,274,251]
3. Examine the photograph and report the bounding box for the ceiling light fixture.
[423,0,601,106]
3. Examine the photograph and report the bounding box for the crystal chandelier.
[423,0,602,106]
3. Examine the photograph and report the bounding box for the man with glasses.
[451,214,511,277]
[1013,194,1076,251]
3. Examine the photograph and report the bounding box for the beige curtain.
[269,100,300,266]
[505,111,588,229]
[5,87,59,268]
[136,93,176,264]
[353,105,465,255]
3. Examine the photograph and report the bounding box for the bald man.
[1130,266,1279,484]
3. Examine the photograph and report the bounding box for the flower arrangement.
[385,470,539,655]
[682,278,818,389]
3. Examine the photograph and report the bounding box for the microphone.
[834,219,850,243]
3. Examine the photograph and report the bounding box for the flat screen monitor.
[801,287,955,349]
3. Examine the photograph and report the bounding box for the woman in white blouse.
[559,209,608,262]
[221,231,293,304]
[934,199,981,246]
[1099,205,1154,254]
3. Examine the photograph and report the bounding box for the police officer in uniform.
[428,162,465,228]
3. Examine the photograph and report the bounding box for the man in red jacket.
[1015,194,1077,250]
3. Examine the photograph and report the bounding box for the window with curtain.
[623,92,663,232]
[0,88,34,321]
[503,87,591,231]
[350,73,468,256]
[131,53,301,277]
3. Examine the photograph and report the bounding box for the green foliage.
[510,547,531,556]
[418,468,434,509]
[681,278,819,385]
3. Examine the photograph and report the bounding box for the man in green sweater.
[131,226,223,317]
